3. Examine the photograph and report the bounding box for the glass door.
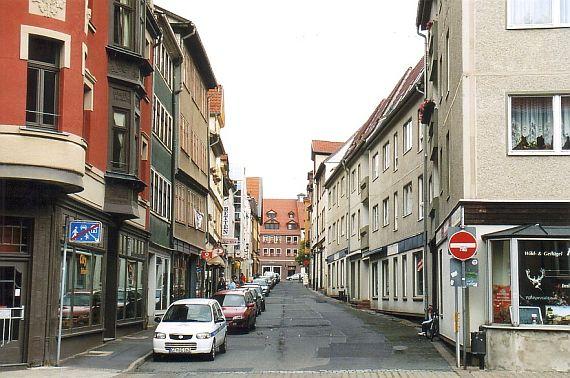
[0,261,27,364]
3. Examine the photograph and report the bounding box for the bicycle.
[425,307,440,341]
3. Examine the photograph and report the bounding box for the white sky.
[155,0,424,198]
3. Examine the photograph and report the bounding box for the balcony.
[360,176,369,204]
[0,125,86,193]
[359,225,369,250]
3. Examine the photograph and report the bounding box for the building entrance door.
[272,266,281,276]
[0,261,27,365]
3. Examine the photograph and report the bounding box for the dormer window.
[264,220,279,230]
[287,221,298,230]
[288,211,295,219]
[267,210,276,219]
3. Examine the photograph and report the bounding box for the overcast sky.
[155,0,424,199]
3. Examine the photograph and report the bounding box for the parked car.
[263,272,278,287]
[213,290,257,332]
[286,272,307,281]
[238,287,263,315]
[253,277,270,296]
[242,284,266,312]
[152,298,227,361]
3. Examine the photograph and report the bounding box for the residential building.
[161,8,217,300]
[247,177,263,275]
[260,198,304,277]
[147,9,182,322]
[308,140,344,292]
[417,0,570,371]
[0,0,159,365]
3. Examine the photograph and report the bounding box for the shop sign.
[222,237,239,245]
[448,229,477,261]
[222,206,231,237]
[79,254,89,275]
[0,309,11,319]
[212,247,225,257]
[201,250,212,260]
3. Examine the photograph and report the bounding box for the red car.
[212,290,257,332]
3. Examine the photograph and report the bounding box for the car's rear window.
[213,294,245,307]
[162,304,212,322]
[253,279,267,285]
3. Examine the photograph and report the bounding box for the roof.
[171,298,216,306]
[311,140,344,157]
[262,199,303,235]
[483,224,570,239]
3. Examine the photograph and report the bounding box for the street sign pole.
[462,260,467,369]
[56,216,69,366]
[455,285,460,368]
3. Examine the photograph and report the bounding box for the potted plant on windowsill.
[419,99,436,125]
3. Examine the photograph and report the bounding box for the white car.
[153,298,227,361]
[286,273,306,281]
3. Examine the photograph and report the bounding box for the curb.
[124,351,152,373]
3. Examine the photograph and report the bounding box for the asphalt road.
[133,281,451,375]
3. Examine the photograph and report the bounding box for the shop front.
[147,248,172,322]
[483,225,570,371]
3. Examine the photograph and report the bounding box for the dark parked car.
[238,287,263,315]
[253,278,270,296]
[213,290,257,332]
[242,284,266,312]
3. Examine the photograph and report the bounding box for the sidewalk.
[5,328,154,377]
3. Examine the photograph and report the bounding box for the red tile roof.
[311,140,344,155]
[262,199,303,236]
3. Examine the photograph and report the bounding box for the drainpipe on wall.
[417,25,430,317]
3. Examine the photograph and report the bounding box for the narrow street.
[135,282,451,374]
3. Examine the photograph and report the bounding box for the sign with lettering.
[222,206,231,237]
[448,230,477,261]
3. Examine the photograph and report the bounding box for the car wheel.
[207,341,216,361]
[219,336,227,353]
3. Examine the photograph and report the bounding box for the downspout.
[417,25,430,316]
[341,160,350,302]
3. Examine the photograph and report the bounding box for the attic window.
[264,220,279,230]
[287,221,298,230]
[288,211,295,219]
[267,210,276,219]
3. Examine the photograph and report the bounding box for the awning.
[206,255,226,268]
[482,224,570,240]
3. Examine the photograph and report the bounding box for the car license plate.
[169,347,191,353]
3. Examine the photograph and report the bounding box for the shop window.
[155,256,170,312]
[0,217,32,254]
[61,248,103,331]
[372,262,379,297]
[26,37,61,130]
[382,260,389,297]
[491,240,512,324]
[116,234,145,321]
[173,254,189,301]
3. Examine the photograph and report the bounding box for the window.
[382,198,389,227]
[351,169,356,192]
[428,175,434,204]
[382,260,389,297]
[510,95,570,153]
[293,236,298,244]
[293,249,298,256]
[26,37,61,130]
[491,239,570,326]
[418,176,424,221]
[276,248,281,256]
[183,51,208,118]
[507,0,570,27]
[402,255,407,298]
[340,215,345,236]
[413,252,424,297]
[357,164,361,193]
[153,96,173,149]
[150,169,172,220]
[286,236,292,244]
[155,256,170,312]
[113,0,134,49]
[172,254,189,300]
[393,134,399,171]
[445,30,450,94]
[154,42,174,88]
[372,205,379,231]
[403,183,413,217]
[117,234,145,321]
[61,247,103,330]
[263,248,269,256]
[418,119,424,151]
[111,109,129,172]
[403,119,413,152]
[372,152,379,179]
[174,183,186,224]
[393,192,398,231]
[372,262,379,297]
[264,222,279,230]
[288,211,295,219]
[383,142,390,171]
[357,209,361,240]
[351,213,356,235]
[287,222,298,230]
[393,258,398,299]
[340,176,346,196]
[269,248,274,256]
[286,248,291,256]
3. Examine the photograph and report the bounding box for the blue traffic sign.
[68,220,102,243]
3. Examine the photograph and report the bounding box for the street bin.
[471,330,486,369]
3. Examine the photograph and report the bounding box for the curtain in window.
[562,0,570,23]
[562,97,570,149]
[511,97,554,150]
[509,0,552,25]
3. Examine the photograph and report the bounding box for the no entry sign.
[448,230,477,261]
